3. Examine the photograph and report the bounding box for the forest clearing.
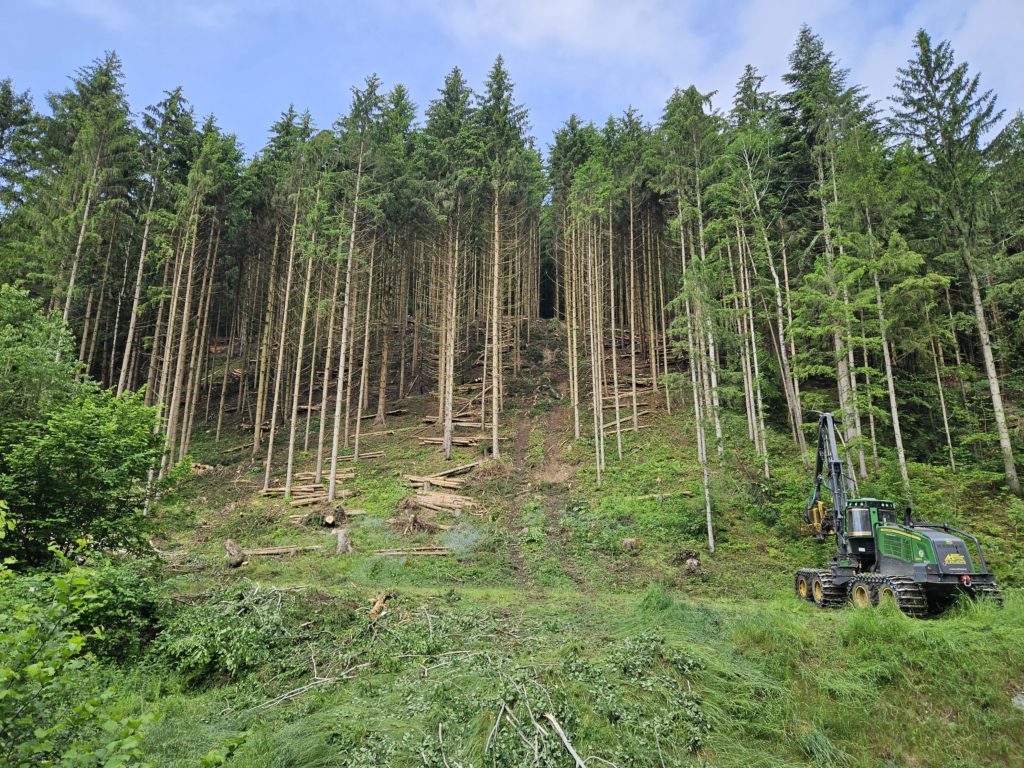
[2,12,1024,768]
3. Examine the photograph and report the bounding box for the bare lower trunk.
[969,267,1020,495]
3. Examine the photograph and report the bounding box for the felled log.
[243,545,322,557]
[293,470,354,482]
[405,474,464,490]
[289,495,327,508]
[602,410,651,430]
[336,450,385,460]
[373,547,450,556]
[259,483,326,497]
[398,491,477,513]
[420,436,479,447]
[431,460,482,478]
[224,538,245,568]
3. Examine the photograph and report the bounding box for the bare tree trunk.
[968,266,1020,495]
[163,210,200,476]
[353,244,376,461]
[62,156,100,326]
[442,210,460,460]
[873,269,911,499]
[263,196,302,491]
[608,203,622,460]
[490,191,501,458]
[118,187,157,393]
[328,148,365,500]
[285,201,318,494]
[627,187,639,431]
[930,334,956,471]
[315,242,343,480]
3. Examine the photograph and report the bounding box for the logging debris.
[388,512,450,534]
[368,592,390,621]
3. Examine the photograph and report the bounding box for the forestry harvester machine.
[794,413,1002,617]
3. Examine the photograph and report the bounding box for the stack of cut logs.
[381,461,483,556]
[259,469,356,508]
[601,387,655,435]
[404,460,479,490]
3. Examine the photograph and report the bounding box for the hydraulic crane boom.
[804,413,855,545]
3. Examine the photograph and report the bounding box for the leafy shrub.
[155,582,291,685]
[73,558,163,660]
[0,542,149,767]
[0,285,80,429]
[0,388,160,564]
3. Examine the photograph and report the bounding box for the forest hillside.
[1,24,1023,768]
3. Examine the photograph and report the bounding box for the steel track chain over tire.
[848,574,882,608]
[810,570,845,609]
[876,576,928,617]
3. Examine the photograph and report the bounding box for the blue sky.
[4,0,1022,157]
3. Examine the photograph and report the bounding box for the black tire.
[848,578,876,609]
[877,576,928,618]
[794,569,814,601]
[810,570,845,609]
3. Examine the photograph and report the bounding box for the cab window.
[846,507,872,536]
[877,508,897,524]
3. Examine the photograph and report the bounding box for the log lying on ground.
[601,410,651,430]
[224,538,245,568]
[336,450,385,460]
[360,408,408,420]
[373,547,450,556]
[398,491,477,513]
[243,544,322,557]
[403,460,483,491]
[259,483,327,498]
[419,436,481,447]
[293,470,354,482]
[405,474,464,490]
[421,416,495,429]
[432,460,482,478]
[634,489,694,500]
[287,489,358,508]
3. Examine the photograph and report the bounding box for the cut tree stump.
[336,528,353,555]
[224,539,245,568]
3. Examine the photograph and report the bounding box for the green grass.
[93,390,1024,766]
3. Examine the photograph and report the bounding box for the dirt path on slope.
[500,415,533,581]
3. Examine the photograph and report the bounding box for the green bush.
[73,558,163,660]
[0,388,161,564]
[0,541,149,767]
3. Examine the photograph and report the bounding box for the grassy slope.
[130,344,1024,768]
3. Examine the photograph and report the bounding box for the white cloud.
[416,0,1023,124]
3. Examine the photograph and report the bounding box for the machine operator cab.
[844,498,897,570]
